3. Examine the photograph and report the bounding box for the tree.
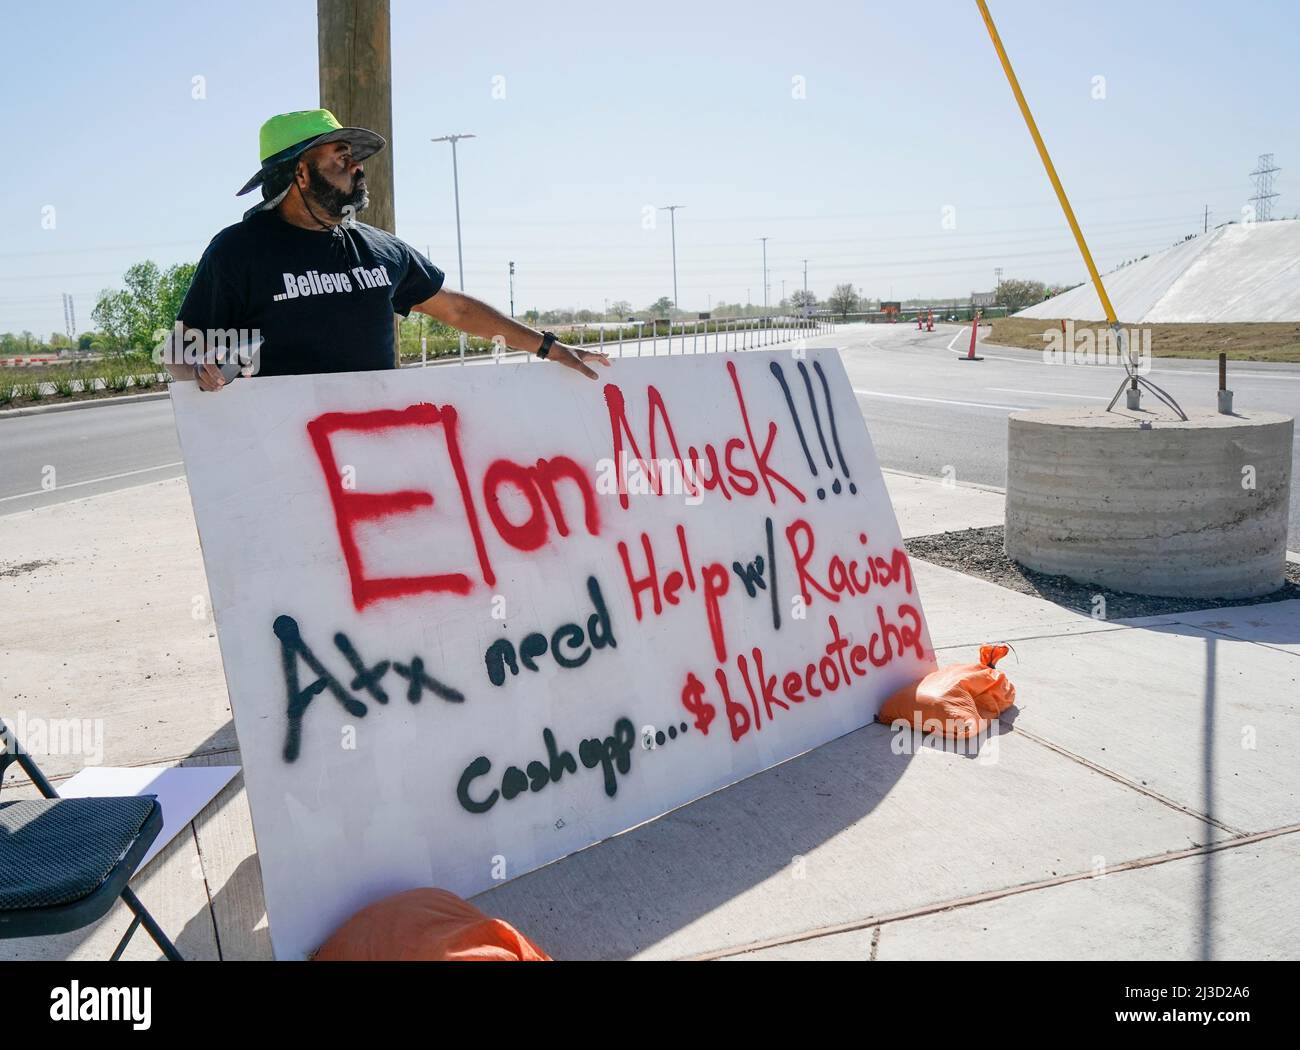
[827,283,858,320]
[1044,282,1082,299]
[995,278,1048,314]
[647,296,673,317]
[790,289,817,314]
[608,300,632,319]
[92,260,197,353]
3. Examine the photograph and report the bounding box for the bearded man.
[168,109,608,388]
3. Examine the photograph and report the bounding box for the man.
[166,109,609,388]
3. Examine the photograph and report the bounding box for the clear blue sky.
[2,0,1296,336]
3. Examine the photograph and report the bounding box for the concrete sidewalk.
[1,472,1296,960]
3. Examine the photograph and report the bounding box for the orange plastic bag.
[314,888,551,961]
[877,644,1016,739]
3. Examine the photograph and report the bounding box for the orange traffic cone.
[958,311,984,361]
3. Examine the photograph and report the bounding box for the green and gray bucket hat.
[237,108,385,219]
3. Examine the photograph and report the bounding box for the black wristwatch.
[536,330,557,359]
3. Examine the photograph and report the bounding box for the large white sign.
[171,348,935,958]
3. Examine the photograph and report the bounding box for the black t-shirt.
[178,210,445,377]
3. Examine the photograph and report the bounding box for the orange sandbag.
[314,888,551,961]
[877,644,1016,739]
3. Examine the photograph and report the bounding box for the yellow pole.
[974,0,1118,326]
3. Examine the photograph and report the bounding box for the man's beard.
[304,161,369,219]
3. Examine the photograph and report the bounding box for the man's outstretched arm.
[413,289,612,380]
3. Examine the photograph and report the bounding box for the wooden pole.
[317,0,399,361]
[318,0,395,234]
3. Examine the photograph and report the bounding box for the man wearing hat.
[167,109,609,388]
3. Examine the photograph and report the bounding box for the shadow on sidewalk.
[470,722,921,960]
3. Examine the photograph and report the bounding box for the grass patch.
[0,353,170,409]
[988,317,1300,363]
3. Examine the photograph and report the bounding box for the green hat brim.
[241,181,294,222]
[235,127,385,197]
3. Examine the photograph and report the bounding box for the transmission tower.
[62,293,76,343]
[1249,153,1280,221]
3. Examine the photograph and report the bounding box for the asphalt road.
[3,322,1298,548]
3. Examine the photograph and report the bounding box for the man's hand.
[194,362,226,392]
[547,342,612,381]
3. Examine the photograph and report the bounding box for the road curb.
[880,466,1007,495]
[0,390,171,420]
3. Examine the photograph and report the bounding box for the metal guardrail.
[411,313,837,368]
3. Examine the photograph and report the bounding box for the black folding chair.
[0,717,183,960]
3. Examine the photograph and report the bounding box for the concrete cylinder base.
[1006,406,1293,599]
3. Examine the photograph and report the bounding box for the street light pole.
[658,205,684,313]
[759,237,769,314]
[508,260,515,318]
[432,132,476,361]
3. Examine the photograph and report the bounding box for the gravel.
[905,525,1300,620]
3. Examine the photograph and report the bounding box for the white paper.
[59,765,239,870]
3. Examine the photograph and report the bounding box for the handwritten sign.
[171,348,935,959]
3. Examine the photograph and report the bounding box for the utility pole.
[1204,205,1209,233]
[759,237,769,314]
[994,266,1003,302]
[658,205,684,312]
[318,0,394,234]
[508,260,515,318]
[318,0,396,359]
[432,133,476,361]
